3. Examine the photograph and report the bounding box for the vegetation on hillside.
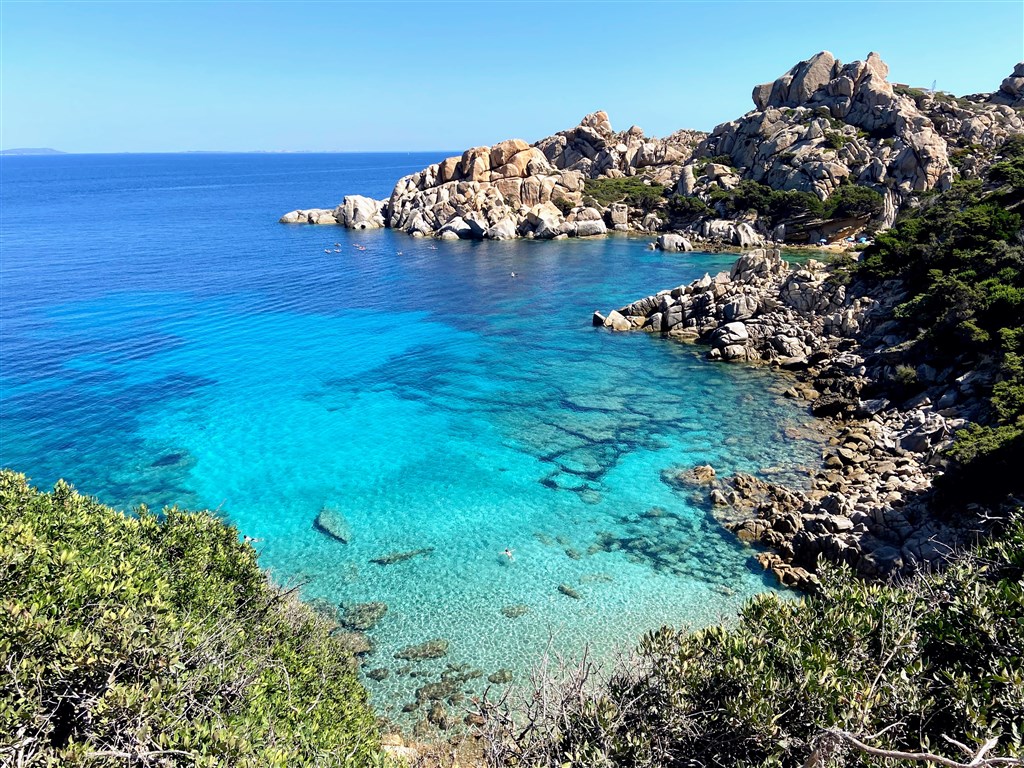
[857,136,1024,498]
[666,179,882,229]
[479,519,1024,767]
[0,471,388,767]
[582,177,666,212]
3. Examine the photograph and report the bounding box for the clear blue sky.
[2,0,1022,153]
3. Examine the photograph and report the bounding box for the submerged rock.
[367,667,390,681]
[314,506,353,543]
[558,584,582,600]
[371,546,435,565]
[334,631,374,656]
[340,601,388,631]
[394,638,449,661]
[501,604,530,619]
[488,668,513,685]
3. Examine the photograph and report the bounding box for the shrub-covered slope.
[0,471,387,767]
[855,136,1024,502]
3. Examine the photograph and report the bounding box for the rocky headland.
[598,246,996,590]
[281,51,1024,249]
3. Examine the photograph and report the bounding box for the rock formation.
[684,52,1023,230]
[603,247,868,364]
[384,112,702,240]
[988,62,1024,107]
[281,53,1023,243]
[601,248,980,590]
[280,195,387,228]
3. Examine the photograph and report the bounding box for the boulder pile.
[602,247,981,589]
[601,247,871,364]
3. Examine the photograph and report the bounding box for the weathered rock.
[656,233,693,252]
[558,584,582,599]
[279,208,337,225]
[334,195,387,229]
[371,547,435,566]
[487,668,513,684]
[500,604,530,619]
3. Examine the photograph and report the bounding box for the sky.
[1,0,1022,153]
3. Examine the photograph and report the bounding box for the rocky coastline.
[279,52,1024,251]
[598,248,985,591]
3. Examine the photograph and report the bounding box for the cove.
[0,153,823,720]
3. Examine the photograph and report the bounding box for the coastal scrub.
[0,471,388,767]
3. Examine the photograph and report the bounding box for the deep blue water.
[0,153,821,721]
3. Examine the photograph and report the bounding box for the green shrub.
[0,471,388,767]
[823,131,850,150]
[666,194,711,219]
[551,196,574,216]
[856,146,1024,498]
[824,183,884,219]
[893,364,918,386]
[707,180,823,225]
[582,177,665,211]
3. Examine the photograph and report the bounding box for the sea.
[0,152,822,723]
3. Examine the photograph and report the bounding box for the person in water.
[503,548,514,561]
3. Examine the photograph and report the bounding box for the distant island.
[0,147,65,156]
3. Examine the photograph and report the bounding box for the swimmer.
[502,548,514,561]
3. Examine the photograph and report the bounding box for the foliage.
[0,471,388,768]
[824,131,851,150]
[855,142,1024,497]
[666,194,711,220]
[693,154,735,175]
[551,196,574,216]
[823,183,884,219]
[480,520,1024,767]
[706,180,823,225]
[582,177,665,211]
[987,135,1024,190]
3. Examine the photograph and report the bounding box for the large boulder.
[334,195,387,229]
[656,233,693,252]
[279,208,337,225]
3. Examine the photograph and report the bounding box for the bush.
[551,196,574,216]
[666,194,711,219]
[855,154,1024,499]
[480,519,1024,767]
[824,183,884,219]
[582,177,665,211]
[823,131,850,150]
[707,180,823,224]
[0,471,388,767]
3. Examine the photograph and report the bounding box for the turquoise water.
[0,154,821,722]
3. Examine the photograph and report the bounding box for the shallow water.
[1,154,822,724]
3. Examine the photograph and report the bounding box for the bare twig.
[816,728,1023,768]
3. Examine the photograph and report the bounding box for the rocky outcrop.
[604,248,871,364]
[656,233,693,252]
[335,195,387,229]
[679,52,1023,232]
[989,62,1024,107]
[280,195,388,229]
[281,53,1022,244]
[279,207,339,225]
[602,247,990,589]
[384,112,701,240]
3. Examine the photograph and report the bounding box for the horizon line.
[0,149,462,156]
